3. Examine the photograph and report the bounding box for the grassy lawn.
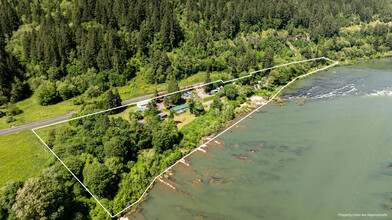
[109,105,138,122]
[173,110,196,130]
[0,93,80,130]
[116,71,228,101]
[0,131,51,187]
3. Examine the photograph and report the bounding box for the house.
[158,112,167,119]
[137,100,151,108]
[172,104,188,114]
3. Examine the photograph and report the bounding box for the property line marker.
[32,57,338,218]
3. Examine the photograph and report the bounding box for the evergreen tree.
[262,50,274,75]
[204,71,212,93]
[374,37,380,52]
[165,74,181,105]
[104,88,122,110]
[145,100,158,117]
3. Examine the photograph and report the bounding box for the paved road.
[0,111,78,136]
[0,81,208,136]
[121,94,152,105]
[0,94,154,136]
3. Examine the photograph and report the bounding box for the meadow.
[0,131,51,187]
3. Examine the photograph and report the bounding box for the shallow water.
[132,58,392,220]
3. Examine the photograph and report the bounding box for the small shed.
[210,89,219,95]
[158,112,167,119]
[172,104,188,113]
[137,100,151,108]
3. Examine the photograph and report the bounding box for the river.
[131,58,392,220]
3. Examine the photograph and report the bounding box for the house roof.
[172,104,188,111]
[158,112,167,117]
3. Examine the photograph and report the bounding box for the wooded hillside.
[1,0,392,106]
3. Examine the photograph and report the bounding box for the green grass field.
[117,71,228,100]
[0,131,51,187]
[0,93,80,130]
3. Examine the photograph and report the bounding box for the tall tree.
[262,50,274,75]
[204,71,212,93]
[83,161,116,199]
[0,181,23,219]
[164,74,181,105]
[104,88,122,109]
[12,177,66,220]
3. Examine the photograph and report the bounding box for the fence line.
[32,57,338,218]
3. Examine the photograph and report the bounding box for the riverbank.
[121,59,338,218]
[129,57,392,220]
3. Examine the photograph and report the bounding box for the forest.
[2,0,392,219]
[1,0,392,106]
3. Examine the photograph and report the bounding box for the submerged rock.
[298,100,306,106]
[209,177,224,184]
[236,155,253,162]
[278,145,289,152]
[235,124,247,130]
[234,144,240,148]
[291,149,302,156]
[193,178,204,187]
[249,150,258,154]
[194,214,205,220]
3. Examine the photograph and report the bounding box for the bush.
[223,84,238,100]
[56,81,77,101]
[215,91,224,97]
[36,81,59,106]
[6,117,16,123]
[129,111,143,120]
[72,97,85,105]
[6,104,22,116]
[85,86,101,98]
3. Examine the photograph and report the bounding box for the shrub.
[6,117,16,123]
[72,97,85,105]
[223,84,238,100]
[85,86,101,98]
[36,81,59,106]
[6,104,22,116]
[56,81,77,100]
[129,111,143,120]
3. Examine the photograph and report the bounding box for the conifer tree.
[165,74,181,105]
[204,71,212,93]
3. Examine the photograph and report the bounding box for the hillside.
[1,0,392,219]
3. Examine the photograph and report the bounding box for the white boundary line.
[32,57,338,218]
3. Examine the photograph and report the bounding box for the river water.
[131,58,392,220]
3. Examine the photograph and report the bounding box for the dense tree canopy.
[2,0,392,219]
[0,0,392,106]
